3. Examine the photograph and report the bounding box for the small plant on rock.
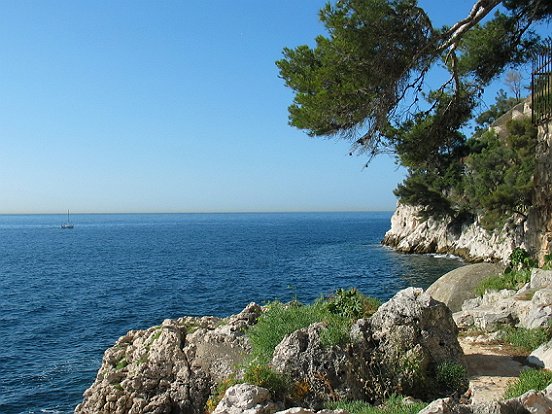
[508,248,536,272]
[542,253,552,270]
[205,375,238,413]
[326,288,381,319]
[435,361,467,393]
[475,269,531,296]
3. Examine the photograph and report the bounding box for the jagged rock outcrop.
[270,288,465,407]
[75,303,262,414]
[382,203,525,263]
[453,269,552,332]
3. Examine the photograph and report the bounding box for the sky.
[0,1,546,214]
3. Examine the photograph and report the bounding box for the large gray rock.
[369,288,465,399]
[271,322,361,408]
[75,303,262,414]
[271,288,465,407]
[427,263,505,312]
[521,288,552,329]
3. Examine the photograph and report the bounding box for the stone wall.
[528,120,552,265]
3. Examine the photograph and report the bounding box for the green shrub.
[435,361,467,392]
[502,326,552,353]
[475,269,531,296]
[242,364,290,399]
[504,368,552,399]
[509,248,536,271]
[326,288,381,319]
[326,395,426,414]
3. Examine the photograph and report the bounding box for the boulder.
[370,288,465,385]
[419,388,552,413]
[271,288,465,407]
[528,338,552,369]
[427,263,505,312]
[213,384,277,414]
[271,322,360,407]
[531,268,552,289]
[520,288,552,329]
[517,389,552,413]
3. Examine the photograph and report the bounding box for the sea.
[0,212,463,414]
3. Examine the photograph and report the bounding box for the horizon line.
[0,209,395,216]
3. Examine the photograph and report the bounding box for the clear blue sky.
[0,1,545,214]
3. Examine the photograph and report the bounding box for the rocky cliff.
[382,203,525,263]
[383,101,552,264]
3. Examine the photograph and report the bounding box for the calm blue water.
[0,212,463,414]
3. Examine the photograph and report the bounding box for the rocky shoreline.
[75,263,552,414]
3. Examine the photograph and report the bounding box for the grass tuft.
[504,368,552,399]
[475,269,531,297]
[501,326,552,353]
[246,301,328,364]
[246,290,381,365]
[326,395,426,414]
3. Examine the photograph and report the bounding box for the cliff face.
[382,204,526,263]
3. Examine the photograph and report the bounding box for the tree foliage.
[277,0,549,157]
[278,0,549,226]
[277,0,435,149]
[463,117,536,227]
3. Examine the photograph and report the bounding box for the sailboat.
[61,210,74,229]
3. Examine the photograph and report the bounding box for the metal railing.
[532,38,552,125]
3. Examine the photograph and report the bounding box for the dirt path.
[459,337,529,404]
